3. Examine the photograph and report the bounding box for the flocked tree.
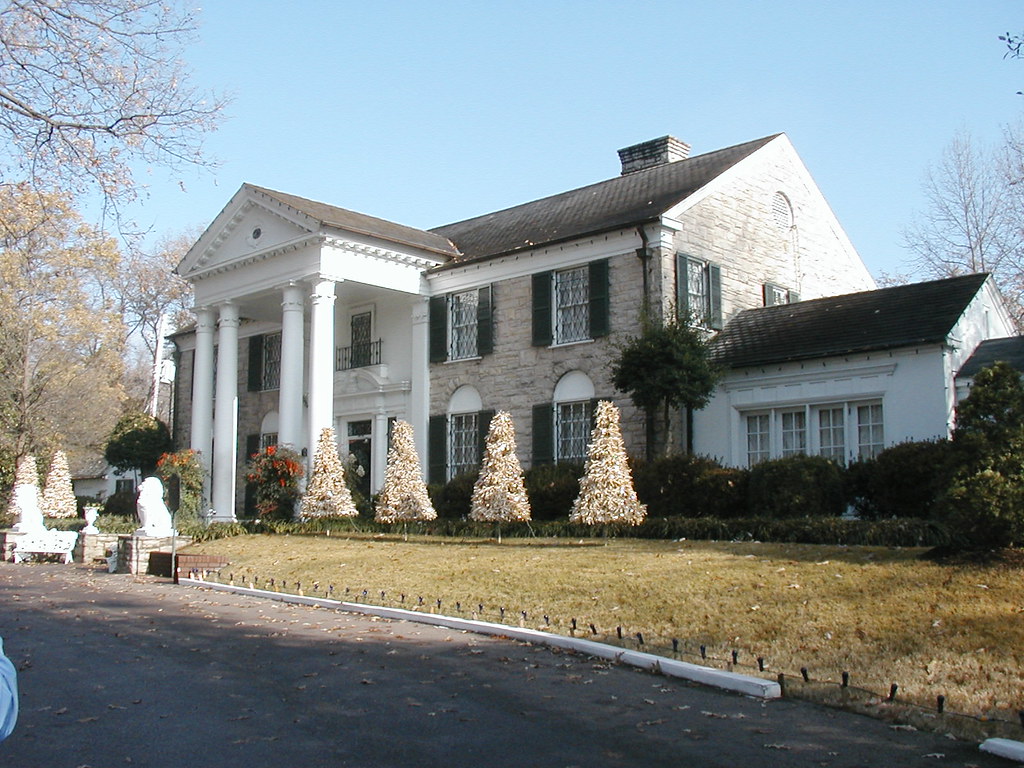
[470,411,531,533]
[7,453,42,530]
[42,450,77,518]
[375,420,436,523]
[301,427,357,519]
[569,400,646,527]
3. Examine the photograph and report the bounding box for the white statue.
[135,477,175,537]
[11,484,45,533]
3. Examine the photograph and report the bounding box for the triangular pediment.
[176,184,322,279]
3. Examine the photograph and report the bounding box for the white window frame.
[448,290,479,360]
[686,258,711,324]
[741,401,883,466]
[553,266,590,344]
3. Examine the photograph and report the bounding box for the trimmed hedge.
[747,455,845,518]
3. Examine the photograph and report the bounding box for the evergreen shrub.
[523,462,583,520]
[847,439,955,519]
[747,454,844,518]
[633,454,748,518]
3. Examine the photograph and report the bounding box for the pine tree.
[570,400,647,526]
[301,427,357,518]
[470,411,531,523]
[42,450,77,518]
[375,420,436,523]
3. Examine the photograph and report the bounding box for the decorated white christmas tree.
[42,450,78,518]
[301,427,357,518]
[569,400,646,526]
[375,420,436,523]
[9,454,45,532]
[470,411,531,524]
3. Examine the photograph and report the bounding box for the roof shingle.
[711,274,991,368]
[430,134,780,263]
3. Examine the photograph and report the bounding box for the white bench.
[12,530,79,563]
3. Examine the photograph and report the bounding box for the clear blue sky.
[130,0,1024,281]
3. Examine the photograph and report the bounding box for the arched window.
[553,371,595,464]
[260,411,279,450]
[445,386,488,479]
[771,191,793,231]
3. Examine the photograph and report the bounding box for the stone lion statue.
[135,477,174,537]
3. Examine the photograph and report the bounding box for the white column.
[371,410,388,494]
[190,308,216,486]
[212,302,240,522]
[307,279,337,458]
[278,283,305,449]
[409,299,430,473]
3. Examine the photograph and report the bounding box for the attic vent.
[618,136,690,175]
[771,192,793,230]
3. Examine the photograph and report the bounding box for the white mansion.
[172,134,1016,520]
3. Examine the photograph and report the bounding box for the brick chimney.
[617,136,691,175]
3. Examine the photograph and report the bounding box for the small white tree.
[42,450,78,518]
[570,400,646,526]
[9,454,44,531]
[301,427,357,518]
[378,421,438,524]
[375,420,436,523]
[470,411,531,526]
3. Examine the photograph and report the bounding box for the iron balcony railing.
[336,339,382,371]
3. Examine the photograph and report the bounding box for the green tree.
[104,412,172,480]
[611,315,721,458]
[942,361,1024,549]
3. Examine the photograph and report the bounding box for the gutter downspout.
[636,226,656,459]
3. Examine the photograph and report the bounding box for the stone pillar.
[409,299,430,473]
[190,308,216,481]
[212,302,239,521]
[307,279,337,460]
[278,283,305,449]
[372,409,388,494]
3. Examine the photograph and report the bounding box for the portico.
[175,184,456,520]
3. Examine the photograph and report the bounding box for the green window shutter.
[532,272,552,346]
[675,253,690,321]
[532,404,553,466]
[477,285,493,356]
[247,335,264,392]
[477,410,495,464]
[588,259,610,338]
[588,398,601,434]
[787,289,801,304]
[429,296,448,363]
[708,263,723,330]
[428,415,447,485]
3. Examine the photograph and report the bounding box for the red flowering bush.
[246,444,304,520]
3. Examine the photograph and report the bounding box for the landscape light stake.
[800,667,809,683]
[543,615,550,626]
[1018,710,1024,727]
[937,695,945,713]
[757,657,765,672]
[672,639,679,654]
[400,593,405,603]
[590,623,597,635]
[418,596,423,606]
[571,618,577,631]
[888,683,899,702]
[842,671,849,688]
[731,650,738,665]
[777,673,786,695]
[616,626,622,640]
[380,590,386,601]
[700,645,706,660]
[635,632,644,646]
[437,598,442,610]
[499,607,505,619]
[456,602,462,613]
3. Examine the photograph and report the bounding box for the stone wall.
[429,249,650,464]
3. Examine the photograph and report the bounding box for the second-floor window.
[554,266,590,344]
[429,285,493,363]
[531,259,610,346]
[676,254,722,330]
[449,290,479,360]
[247,332,281,392]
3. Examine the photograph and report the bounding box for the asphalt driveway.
[0,562,1013,768]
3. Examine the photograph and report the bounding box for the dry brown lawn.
[185,533,1024,732]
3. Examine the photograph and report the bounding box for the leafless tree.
[0,0,227,217]
[903,130,1024,325]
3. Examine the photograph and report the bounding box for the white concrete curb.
[981,738,1024,764]
[181,578,781,700]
